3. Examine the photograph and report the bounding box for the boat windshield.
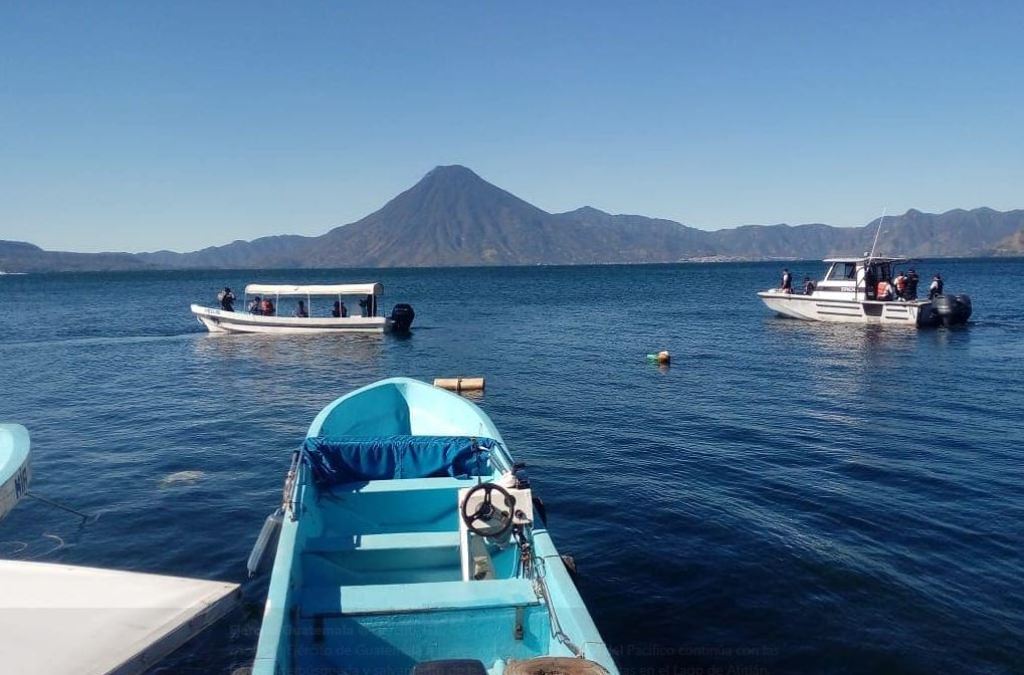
[826,262,857,281]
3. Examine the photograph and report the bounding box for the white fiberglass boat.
[758,256,972,327]
[0,423,240,674]
[191,282,415,334]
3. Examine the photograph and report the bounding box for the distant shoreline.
[1,255,1019,277]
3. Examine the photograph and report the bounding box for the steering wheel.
[460,482,516,537]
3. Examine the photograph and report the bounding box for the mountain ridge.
[3,165,1023,271]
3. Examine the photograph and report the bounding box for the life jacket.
[876,281,892,298]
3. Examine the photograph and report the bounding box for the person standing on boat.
[780,268,793,293]
[248,296,262,314]
[863,265,877,300]
[906,269,920,299]
[894,271,908,301]
[218,287,235,312]
[261,297,275,316]
[295,300,308,318]
[876,278,894,301]
[331,300,347,318]
[929,273,944,299]
[358,295,377,316]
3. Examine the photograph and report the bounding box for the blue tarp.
[301,435,496,485]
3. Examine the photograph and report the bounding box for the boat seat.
[326,476,481,494]
[304,531,460,553]
[300,578,539,617]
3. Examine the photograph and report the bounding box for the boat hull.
[758,291,926,326]
[0,424,30,520]
[191,304,392,334]
[0,560,239,675]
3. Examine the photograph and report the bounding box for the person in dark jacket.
[295,300,308,318]
[803,276,816,295]
[248,295,262,314]
[863,266,877,300]
[780,268,793,293]
[929,274,944,299]
[218,287,235,312]
[906,269,919,300]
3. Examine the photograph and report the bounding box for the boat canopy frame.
[244,283,382,297]
[822,256,913,264]
[241,283,383,318]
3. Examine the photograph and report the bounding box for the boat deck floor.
[294,477,551,672]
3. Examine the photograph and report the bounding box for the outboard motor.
[390,303,415,332]
[931,293,972,327]
[916,303,940,328]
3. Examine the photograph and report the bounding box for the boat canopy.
[244,283,382,297]
[823,256,910,264]
[301,435,497,485]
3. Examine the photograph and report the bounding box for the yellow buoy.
[433,377,485,392]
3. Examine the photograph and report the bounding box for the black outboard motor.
[390,303,415,332]
[931,293,972,327]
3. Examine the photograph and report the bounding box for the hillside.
[990,227,1024,256]
[4,166,1024,271]
[0,240,152,273]
[135,165,1024,268]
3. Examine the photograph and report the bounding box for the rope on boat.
[283,450,301,520]
[25,491,92,520]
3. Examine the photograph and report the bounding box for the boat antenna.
[868,208,886,260]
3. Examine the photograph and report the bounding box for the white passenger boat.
[758,256,972,327]
[191,282,415,334]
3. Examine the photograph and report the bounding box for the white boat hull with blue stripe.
[253,377,618,675]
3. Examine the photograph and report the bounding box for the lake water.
[0,260,1021,674]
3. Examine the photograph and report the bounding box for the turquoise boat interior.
[253,377,617,675]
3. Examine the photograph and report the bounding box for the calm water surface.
[0,260,1021,674]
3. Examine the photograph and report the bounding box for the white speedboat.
[191,282,415,334]
[758,256,972,327]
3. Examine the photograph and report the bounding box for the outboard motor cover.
[916,303,940,328]
[931,294,972,326]
[390,303,415,332]
[954,294,972,323]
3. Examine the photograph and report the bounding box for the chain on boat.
[515,526,584,658]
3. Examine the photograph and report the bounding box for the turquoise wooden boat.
[0,423,30,520]
[253,377,618,674]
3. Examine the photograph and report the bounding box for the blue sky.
[2,1,1022,252]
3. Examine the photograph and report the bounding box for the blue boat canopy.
[301,436,496,485]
